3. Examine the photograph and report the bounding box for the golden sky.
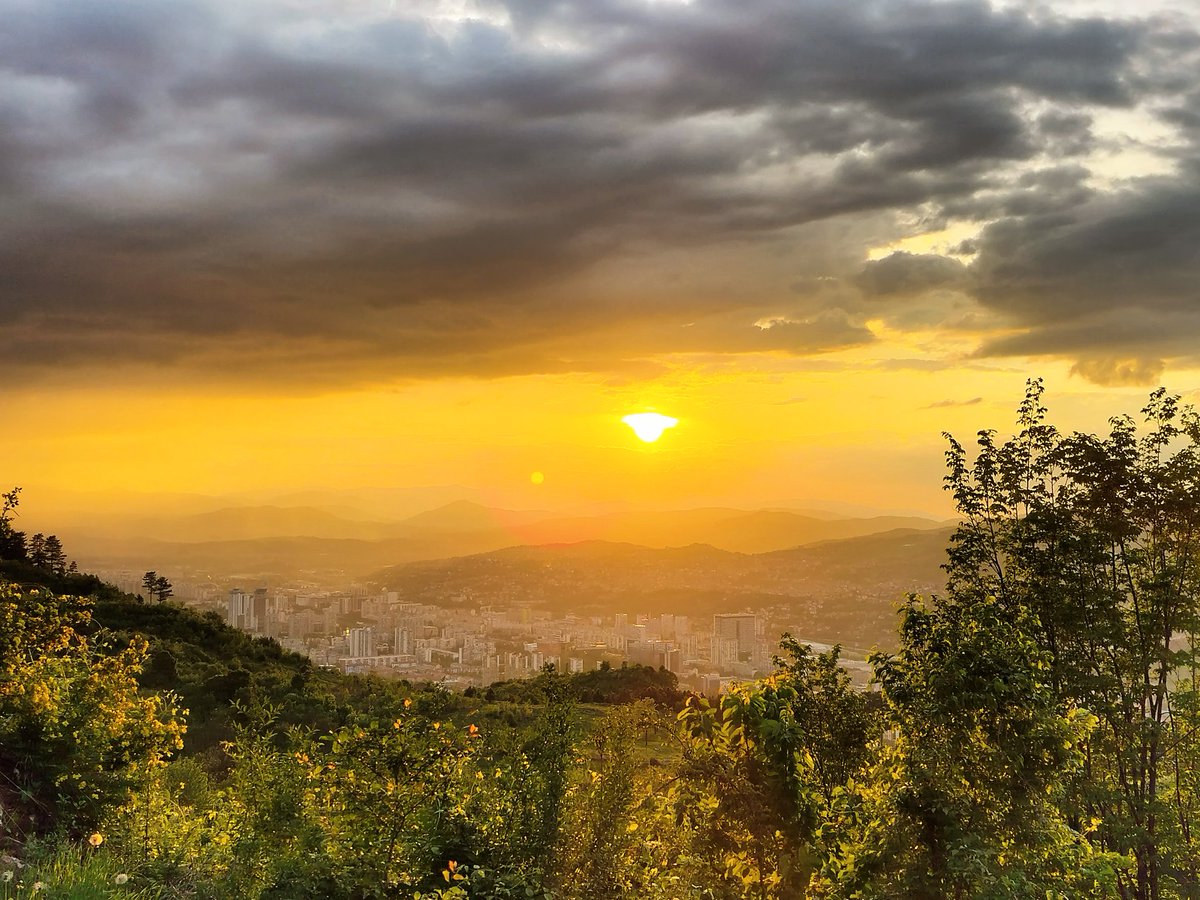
[3,0,1200,519]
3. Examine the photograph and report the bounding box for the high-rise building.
[713,613,757,662]
[347,626,375,659]
[252,588,268,631]
[228,589,253,630]
[393,627,413,656]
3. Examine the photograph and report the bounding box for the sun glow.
[622,412,678,443]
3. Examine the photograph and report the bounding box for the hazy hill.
[120,506,403,542]
[494,507,952,552]
[55,500,953,587]
[763,525,953,579]
[396,500,554,534]
[371,527,955,649]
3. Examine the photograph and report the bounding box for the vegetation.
[3,383,1200,897]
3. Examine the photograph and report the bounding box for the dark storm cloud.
[965,180,1200,344]
[0,0,1192,385]
[857,253,968,297]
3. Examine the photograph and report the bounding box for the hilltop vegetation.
[3,383,1200,899]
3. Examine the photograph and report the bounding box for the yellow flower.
[88,832,104,847]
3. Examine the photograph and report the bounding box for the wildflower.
[467,724,479,737]
[88,832,104,847]
[32,882,45,892]
[0,872,11,883]
[403,698,412,709]
[115,874,129,885]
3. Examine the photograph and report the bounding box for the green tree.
[27,532,46,568]
[670,642,878,899]
[556,701,661,900]
[937,380,1200,899]
[0,486,26,562]
[0,580,186,837]
[139,571,173,603]
[42,534,66,575]
[830,593,1116,899]
[152,575,173,603]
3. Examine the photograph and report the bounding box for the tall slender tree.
[941,381,1200,899]
[0,487,26,562]
[42,535,66,575]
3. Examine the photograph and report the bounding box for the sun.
[622,412,678,443]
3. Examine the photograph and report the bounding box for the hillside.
[54,501,953,589]
[370,527,954,649]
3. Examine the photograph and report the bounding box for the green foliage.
[651,641,876,899]
[833,593,1117,898]
[0,843,164,899]
[0,488,26,564]
[941,381,1200,898]
[0,581,185,838]
[484,663,683,708]
[89,594,335,753]
[555,701,668,899]
[139,573,172,604]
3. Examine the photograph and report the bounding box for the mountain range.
[48,500,955,569]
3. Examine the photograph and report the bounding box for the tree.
[834,593,1115,898]
[153,575,173,603]
[142,571,173,602]
[0,579,186,836]
[671,642,879,899]
[27,532,47,568]
[939,381,1200,899]
[0,486,26,562]
[42,534,66,575]
[556,701,658,899]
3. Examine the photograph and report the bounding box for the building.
[394,627,413,656]
[347,626,375,659]
[713,613,757,663]
[227,589,254,630]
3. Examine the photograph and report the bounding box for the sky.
[3,0,1200,518]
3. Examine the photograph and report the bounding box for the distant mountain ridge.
[56,500,955,563]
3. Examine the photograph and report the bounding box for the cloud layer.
[3,0,1198,386]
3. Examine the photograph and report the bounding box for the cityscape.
[100,569,873,692]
